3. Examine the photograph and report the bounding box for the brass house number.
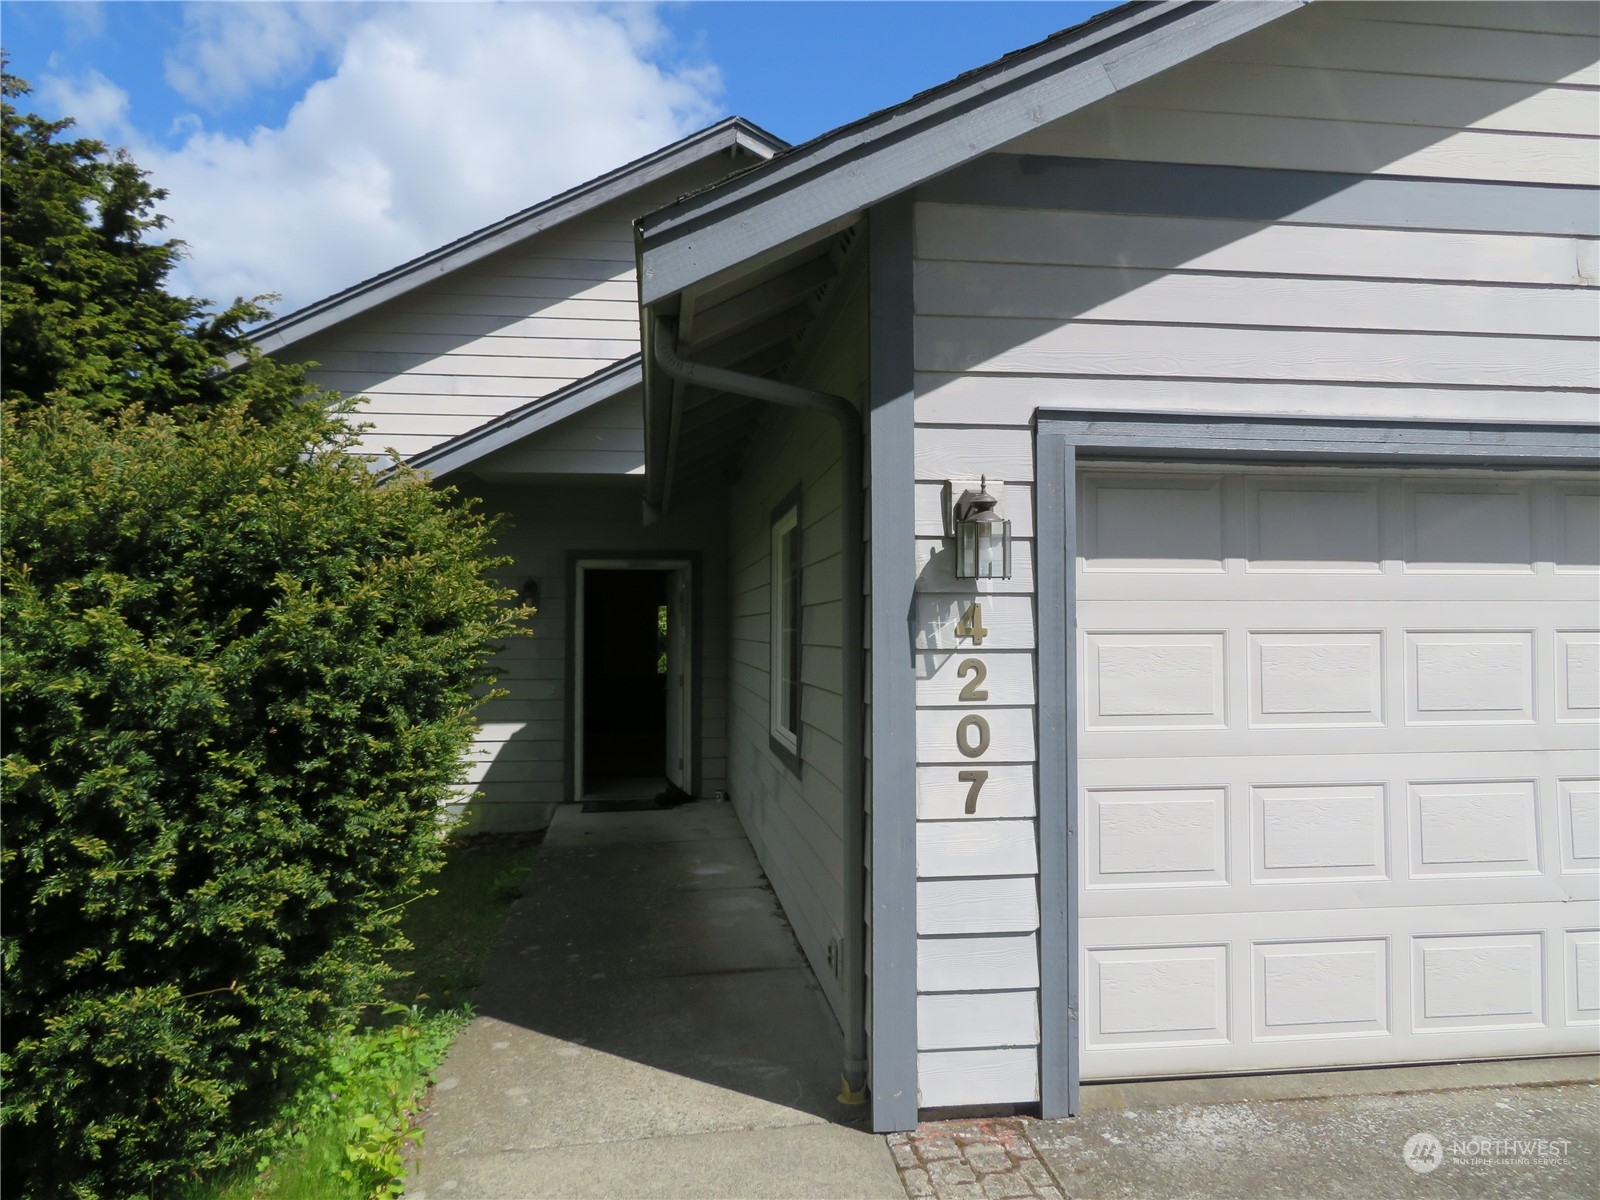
[954,602,989,814]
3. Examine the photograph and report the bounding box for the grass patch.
[385,833,544,1009]
[182,834,543,1200]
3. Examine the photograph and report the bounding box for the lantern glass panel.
[957,521,979,578]
[955,516,1011,579]
[977,518,1011,579]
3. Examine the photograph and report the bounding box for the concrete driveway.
[889,1058,1599,1200]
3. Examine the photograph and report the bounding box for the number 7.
[958,769,988,815]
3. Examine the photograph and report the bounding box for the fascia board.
[637,0,1305,305]
[251,118,786,356]
[405,356,643,478]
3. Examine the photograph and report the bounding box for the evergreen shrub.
[1,398,522,1198]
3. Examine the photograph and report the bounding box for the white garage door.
[1076,464,1599,1080]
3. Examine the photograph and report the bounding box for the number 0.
[955,714,990,758]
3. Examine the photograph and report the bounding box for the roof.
[250,116,787,356]
[635,0,1305,306]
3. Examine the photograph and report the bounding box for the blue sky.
[2,1,1116,315]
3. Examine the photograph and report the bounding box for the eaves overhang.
[635,0,1308,504]
[635,1,1306,305]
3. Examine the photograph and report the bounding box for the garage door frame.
[1032,412,1600,1119]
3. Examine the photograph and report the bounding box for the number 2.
[957,658,989,702]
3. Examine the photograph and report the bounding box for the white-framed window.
[769,492,802,770]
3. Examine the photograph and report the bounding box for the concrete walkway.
[407,801,903,1200]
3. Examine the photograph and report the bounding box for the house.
[252,0,1600,1133]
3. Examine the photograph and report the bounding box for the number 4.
[954,602,988,646]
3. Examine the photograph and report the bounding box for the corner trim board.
[868,194,919,1134]
[1033,430,1075,1120]
[1030,411,1600,1118]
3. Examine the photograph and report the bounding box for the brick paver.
[888,1119,1066,1200]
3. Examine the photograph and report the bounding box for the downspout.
[653,316,870,1102]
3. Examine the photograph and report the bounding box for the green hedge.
[1,398,523,1199]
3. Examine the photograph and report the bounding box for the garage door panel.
[1078,754,1591,914]
[1075,465,1598,1078]
[1404,478,1537,574]
[1253,938,1390,1041]
[1244,475,1383,573]
[1559,778,1600,876]
[1565,931,1600,1027]
[1249,631,1386,727]
[1557,632,1600,721]
[1083,943,1230,1049]
[1078,902,1594,1080]
[1406,630,1535,724]
[1554,486,1600,572]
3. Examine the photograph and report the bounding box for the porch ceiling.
[644,222,863,510]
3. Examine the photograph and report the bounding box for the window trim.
[768,487,803,773]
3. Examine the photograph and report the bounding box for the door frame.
[564,551,701,803]
[1032,412,1599,1120]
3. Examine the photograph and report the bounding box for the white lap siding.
[910,0,1598,1107]
[1003,2,1599,186]
[286,163,734,460]
[726,407,851,1019]
[725,280,868,1028]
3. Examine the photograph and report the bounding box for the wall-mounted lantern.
[952,477,1012,580]
[520,578,541,608]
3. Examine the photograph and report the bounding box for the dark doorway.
[582,569,669,788]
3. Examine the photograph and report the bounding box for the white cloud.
[164,1,361,109]
[41,2,723,316]
[37,67,132,139]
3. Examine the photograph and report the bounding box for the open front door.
[663,567,690,791]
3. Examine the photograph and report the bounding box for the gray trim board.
[1034,413,1600,467]
[768,484,805,777]
[252,117,786,355]
[1031,411,1600,1118]
[636,1,1306,304]
[406,356,642,478]
[563,551,704,804]
[867,194,919,1134]
[1033,433,1075,1121]
[918,154,1600,238]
